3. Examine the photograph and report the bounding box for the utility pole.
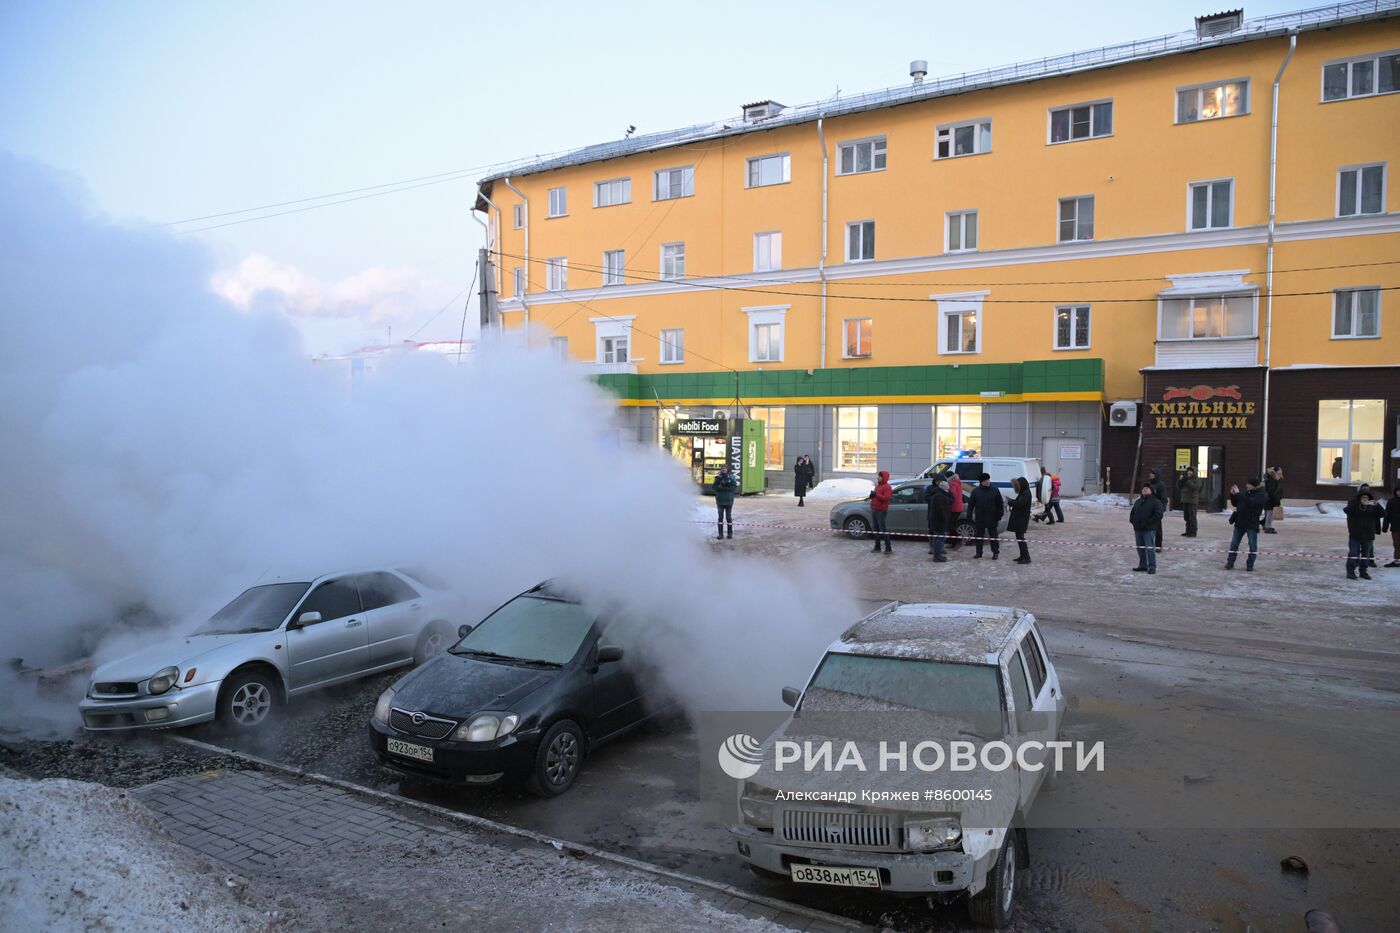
[477,247,498,335]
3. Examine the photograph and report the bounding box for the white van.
[914,457,1043,501]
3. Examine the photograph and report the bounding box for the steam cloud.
[0,153,857,730]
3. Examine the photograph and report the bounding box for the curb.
[165,734,867,931]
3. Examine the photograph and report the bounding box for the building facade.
[476,3,1400,498]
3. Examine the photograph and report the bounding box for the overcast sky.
[0,0,1305,355]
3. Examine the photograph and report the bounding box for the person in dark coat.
[1007,477,1033,564]
[1130,484,1165,574]
[1225,478,1268,571]
[1178,466,1201,538]
[793,455,816,507]
[1262,467,1283,534]
[1145,468,1168,552]
[1345,487,1381,580]
[967,473,1004,560]
[926,477,952,562]
[1384,485,1400,568]
[870,470,893,554]
[712,465,738,540]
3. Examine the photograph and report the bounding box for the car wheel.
[949,518,977,550]
[966,834,1017,928]
[843,515,871,539]
[413,622,452,666]
[217,670,279,732]
[526,720,585,797]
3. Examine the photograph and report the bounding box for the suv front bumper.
[78,681,220,731]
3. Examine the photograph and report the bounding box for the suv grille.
[781,807,897,850]
[389,708,457,740]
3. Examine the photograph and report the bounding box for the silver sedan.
[827,481,1008,548]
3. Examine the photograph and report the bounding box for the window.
[748,406,786,469]
[834,406,879,472]
[934,404,982,459]
[654,166,694,200]
[942,307,979,353]
[1009,652,1033,715]
[660,242,685,279]
[1058,196,1094,242]
[1338,164,1385,216]
[1054,305,1091,349]
[1322,50,1400,101]
[1316,399,1386,485]
[837,137,887,175]
[660,328,685,363]
[1049,100,1112,143]
[1188,179,1233,230]
[843,318,873,358]
[547,187,567,217]
[357,572,418,611]
[1019,633,1048,695]
[753,232,782,272]
[845,220,875,262]
[936,119,992,159]
[1159,294,1256,340]
[602,250,625,286]
[545,257,568,291]
[746,306,786,363]
[512,267,524,297]
[1176,79,1249,122]
[550,336,569,360]
[594,177,631,207]
[946,210,978,252]
[512,204,524,229]
[600,335,628,364]
[1333,288,1381,339]
[746,153,790,188]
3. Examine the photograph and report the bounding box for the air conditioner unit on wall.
[1109,401,1139,427]
[712,409,731,420]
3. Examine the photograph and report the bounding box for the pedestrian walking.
[1130,484,1165,574]
[1225,478,1268,571]
[793,455,816,507]
[1178,466,1201,537]
[926,477,952,562]
[1145,468,1168,552]
[712,464,737,540]
[1345,487,1381,580]
[968,473,1004,560]
[1383,485,1400,568]
[869,470,893,554]
[1035,467,1064,524]
[1008,477,1032,564]
[1262,466,1284,534]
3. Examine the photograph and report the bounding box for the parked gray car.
[828,480,1007,548]
[79,567,459,733]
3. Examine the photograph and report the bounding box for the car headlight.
[146,666,179,695]
[452,712,519,743]
[740,782,776,829]
[904,817,962,851]
[373,687,396,725]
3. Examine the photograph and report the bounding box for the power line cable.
[457,260,480,364]
[409,277,477,340]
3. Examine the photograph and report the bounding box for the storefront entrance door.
[1175,445,1226,512]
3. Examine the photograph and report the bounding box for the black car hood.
[391,652,558,717]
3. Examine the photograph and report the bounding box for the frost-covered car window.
[802,653,1004,726]
[194,583,309,635]
[451,595,596,666]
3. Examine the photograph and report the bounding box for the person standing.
[869,470,893,554]
[793,455,816,507]
[1225,478,1267,571]
[1262,466,1283,534]
[1130,484,1165,574]
[968,473,1004,560]
[1382,484,1400,568]
[926,477,952,562]
[1145,468,1168,552]
[1008,477,1033,564]
[1345,487,1381,580]
[712,465,738,540]
[947,470,965,528]
[1178,466,1201,538]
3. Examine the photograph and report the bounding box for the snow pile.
[0,777,268,931]
[1076,493,1130,508]
[805,478,874,500]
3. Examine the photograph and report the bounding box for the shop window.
[1176,79,1249,122]
[1317,399,1386,485]
[746,153,790,188]
[1338,164,1385,216]
[843,318,873,358]
[659,328,684,364]
[1322,51,1400,102]
[1333,288,1381,339]
[1058,196,1094,242]
[1054,305,1091,349]
[835,406,878,473]
[749,406,786,469]
[946,210,978,252]
[1188,179,1233,230]
[935,119,992,159]
[837,137,886,175]
[934,404,982,460]
[1158,294,1255,340]
[602,250,625,286]
[1048,100,1112,143]
[754,232,782,272]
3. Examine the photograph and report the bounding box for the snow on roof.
[834,602,1028,663]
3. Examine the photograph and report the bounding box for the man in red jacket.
[870,470,893,554]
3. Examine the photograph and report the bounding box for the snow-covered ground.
[804,478,873,500]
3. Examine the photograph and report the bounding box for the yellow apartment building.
[475,3,1400,502]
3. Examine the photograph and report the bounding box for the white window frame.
[1058,195,1094,242]
[512,267,525,297]
[1175,78,1251,123]
[549,336,569,360]
[845,220,875,262]
[653,165,695,201]
[932,291,988,356]
[659,328,685,364]
[836,136,887,176]
[746,153,791,188]
[660,242,685,279]
[843,317,873,359]
[833,405,879,473]
[602,250,625,286]
[590,315,637,364]
[1331,288,1382,340]
[945,210,978,253]
[1047,99,1113,144]
[753,231,782,272]
[1156,292,1258,341]
[547,187,567,218]
[1316,399,1387,485]
[1337,162,1387,217]
[1321,49,1400,102]
[593,177,632,208]
[1053,305,1092,350]
[545,257,568,292]
[512,204,525,229]
[1187,178,1234,231]
[744,306,788,363]
[935,118,992,159]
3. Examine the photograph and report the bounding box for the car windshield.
[450,595,595,666]
[801,653,1005,735]
[193,583,310,635]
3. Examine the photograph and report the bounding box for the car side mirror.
[780,686,800,708]
[457,624,473,639]
[596,645,624,664]
[295,611,323,627]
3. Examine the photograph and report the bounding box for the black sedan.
[369,582,662,796]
